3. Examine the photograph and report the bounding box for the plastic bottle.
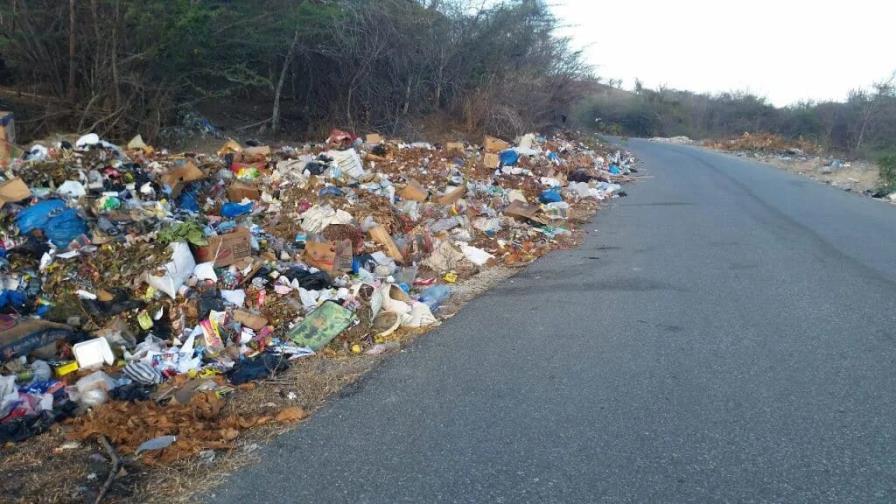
[418,285,450,312]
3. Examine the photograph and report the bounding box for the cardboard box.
[0,112,14,166]
[482,152,500,168]
[366,133,384,144]
[484,135,510,153]
[227,181,261,201]
[369,225,404,262]
[161,160,205,198]
[399,178,428,202]
[437,185,466,205]
[0,178,31,206]
[445,142,465,153]
[304,239,352,274]
[217,138,242,157]
[504,201,547,225]
[192,227,252,267]
[241,145,271,163]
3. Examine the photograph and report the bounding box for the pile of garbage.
[648,136,695,145]
[704,132,817,156]
[0,129,634,458]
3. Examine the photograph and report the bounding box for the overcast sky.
[551,0,895,107]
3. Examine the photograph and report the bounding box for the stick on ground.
[95,435,121,504]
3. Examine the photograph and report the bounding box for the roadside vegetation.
[578,76,896,160]
[0,0,592,143]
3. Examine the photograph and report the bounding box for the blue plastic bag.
[177,189,201,212]
[0,290,27,309]
[319,186,345,198]
[609,164,622,175]
[499,149,519,167]
[43,208,87,246]
[16,200,87,246]
[539,188,563,204]
[16,200,66,235]
[221,201,253,218]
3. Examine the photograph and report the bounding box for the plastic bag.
[44,208,88,246]
[539,188,563,204]
[499,149,520,166]
[221,201,253,218]
[16,200,66,235]
[459,244,494,266]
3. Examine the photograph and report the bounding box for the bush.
[0,0,594,142]
[878,155,896,193]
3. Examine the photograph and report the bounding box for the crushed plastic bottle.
[418,285,450,312]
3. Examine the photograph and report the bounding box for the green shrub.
[877,154,896,193]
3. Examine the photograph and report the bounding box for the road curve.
[209,139,896,503]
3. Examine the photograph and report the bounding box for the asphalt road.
[210,140,896,503]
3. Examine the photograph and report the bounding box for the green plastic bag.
[287,302,354,351]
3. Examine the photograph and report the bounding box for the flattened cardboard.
[445,142,465,153]
[192,227,252,267]
[369,225,404,262]
[227,181,261,201]
[437,185,466,205]
[504,201,547,225]
[482,152,500,168]
[399,179,428,202]
[304,239,351,274]
[484,136,510,153]
[233,310,269,331]
[0,178,31,206]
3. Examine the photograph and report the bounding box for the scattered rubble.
[704,132,817,156]
[0,128,634,498]
[648,136,695,145]
[704,133,883,196]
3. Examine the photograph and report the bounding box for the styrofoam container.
[72,337,114,370]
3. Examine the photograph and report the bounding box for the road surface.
[209,140,896,503]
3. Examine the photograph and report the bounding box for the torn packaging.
[192,227,252,267]
[0,315,73,361]
[504,201,548,225]
[145,242,196,299]
[227,181,261,201]
[233,310,268,331]
[160,161,205,198]
[304,239,352,274]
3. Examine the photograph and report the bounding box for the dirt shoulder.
[737,153,879,195]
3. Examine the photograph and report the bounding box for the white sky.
[551,0,895,107]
